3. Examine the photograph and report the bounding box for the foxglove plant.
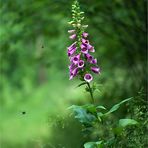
[67,0,100,103]
[67,1,137,148]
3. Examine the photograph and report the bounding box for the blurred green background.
[0,0,147,148]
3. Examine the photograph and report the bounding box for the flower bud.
[77,23,81,28]
[68,21,74,25]
[82,25,88,28]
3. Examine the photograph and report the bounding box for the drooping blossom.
[82,32,88,38]
[84,73,93,82]
[91,58,97,64]
[81,47,88,54]
[71,54,80,65]
[91,67,100,74]
[82,38,89,44]
[78,60,84,68]
[85,53,93,62]
[67,42,77,57]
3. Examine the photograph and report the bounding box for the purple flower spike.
[67,5,101,82]
[72,54,80,65]
[91,58,97,64]
[68,30,75,34]
[82,32,88,38]
[78,60,84,68]
[67,47,77,57]
[69,34,76,40]
[84,73,93,83]
[91,67,100,74]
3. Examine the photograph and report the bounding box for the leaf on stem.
[68,105,96,125]
[96,106,107,110]
[84,141,103,148]
[119,119,139,127]
[105,97,132,115]
[82,104,97,114]
[76,82,87,88]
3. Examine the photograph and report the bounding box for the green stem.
[86,82,95,104]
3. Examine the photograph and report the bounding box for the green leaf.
[97,112,104,122]
[83,104,97,114]
[96,106,106,110]
[92,82,102,93]
[76,82,87,88]
[105,97,132,115]
[68,105,96,125]
[84,141,103,148]
[95,89,101,94]
[119,119,139,127]
[97,112,104,117]
[84,142,95,148]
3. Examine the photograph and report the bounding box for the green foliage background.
[0,0,147,147]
